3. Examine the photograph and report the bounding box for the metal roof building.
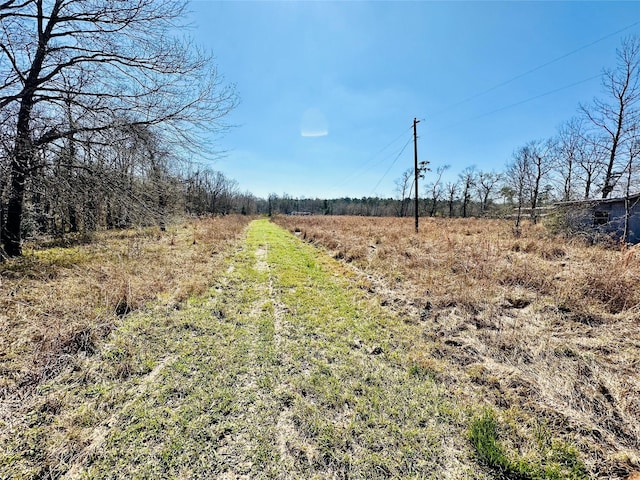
[556,193,640,244]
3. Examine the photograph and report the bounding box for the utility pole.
[413,118,420,233]
[413,118,428,233]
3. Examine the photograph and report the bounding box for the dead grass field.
[0,215,251,477]
[273,214,640,478]
[2,213,638,479]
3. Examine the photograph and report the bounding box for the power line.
[369,136,412,195]
[432,19,640,117]
[369,124,414,159]
[432,73,601,133]
[474,74,601,119]
[326,125,413,195]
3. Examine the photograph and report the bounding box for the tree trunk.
[563,161,573,201]
[530,156,543,224]
[462,193,469,218]
[0,180,4,255]
[601,100,625,199]
[5,109,35,256]
[515,199,523,233]
[4,155,27,256]
[584,172,592,199]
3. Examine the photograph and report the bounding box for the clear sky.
[187,1,640,200]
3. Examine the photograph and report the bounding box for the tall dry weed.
[0,215,251,399]
[273,214,640,477]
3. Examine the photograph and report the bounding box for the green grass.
[469,409,589,480]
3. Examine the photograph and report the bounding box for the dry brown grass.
[274,214,640,478]
[0,215,251,400]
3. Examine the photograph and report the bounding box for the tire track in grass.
[68,228,285,479]
[64,354,176,479]
[248,220,485,479]
[253,228,300,473]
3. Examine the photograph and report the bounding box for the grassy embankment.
[274,214,640,479]
[2,218,590,479]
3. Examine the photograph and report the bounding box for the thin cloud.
[301,129,328,137]
[301,108,328,137]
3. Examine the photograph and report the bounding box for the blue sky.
[187,1,640,199]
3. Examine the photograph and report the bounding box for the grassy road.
[5,219,588,479]
[65,219,478,479]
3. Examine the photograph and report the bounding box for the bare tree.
[505,140,554,226]
[581,35,640,199]
[445,181,458,218]
[185,169,238,216]
[459,167,476,218]
[237,191,258,216]
[525,140,554,223]
[475,170,503,215]
[394,168,413,217]
[427,165,449,217]
[553,118,581,201]
[506,148,530,231]
[207,171,239,215]
[552,118,607,200]
[0,0,237,256]
[574,136,606,199]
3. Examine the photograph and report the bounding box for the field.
[273,215,640,478]
[1,214,638,479]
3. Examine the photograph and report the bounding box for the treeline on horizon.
[264,193,507,218]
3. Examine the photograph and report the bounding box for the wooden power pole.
[413,118,420,233]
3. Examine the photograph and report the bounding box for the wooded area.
[0,0,239,257]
